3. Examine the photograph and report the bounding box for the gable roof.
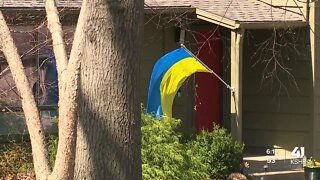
[0,0,307,29]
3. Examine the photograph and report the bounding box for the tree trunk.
[0,11,51,180]
[45,0,82,179]
[0,0,82,178]
[74,0,143,179]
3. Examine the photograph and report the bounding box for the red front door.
[195,28,222,133]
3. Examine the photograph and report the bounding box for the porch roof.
[0,0,307,29]
[145,0,307,29]
[145,0,304,22]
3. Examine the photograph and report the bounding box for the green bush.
[141,113,210,180]
[47,134,58,168]
[0,112,244,180]
[189,125,244,179]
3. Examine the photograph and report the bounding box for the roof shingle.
[0,0,82,8]
[145,0,304,22]
[0,0,304,22]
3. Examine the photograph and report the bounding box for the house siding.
[142,22,196,134]
[0,14,318,160]
[0,20,198,138]
[310,1,320,158]
[242,28,313,156]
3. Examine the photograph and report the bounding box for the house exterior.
[0,0,319,159]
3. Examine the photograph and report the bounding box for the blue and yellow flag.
[146,48,210,117]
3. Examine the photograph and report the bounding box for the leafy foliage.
[48,134,58,168]
[306,157,320,168]
[0,113,244,180]
[141,113,210,180]
[189,125,244,179]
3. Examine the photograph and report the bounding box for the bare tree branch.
[44,0,68,92]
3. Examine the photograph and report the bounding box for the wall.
[0,17,198,138]
[0,25,63,140]
[142,20,196,134]
[309,0,320,158]
[242,28,313,156]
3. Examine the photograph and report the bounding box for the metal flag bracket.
[180,43,235,93]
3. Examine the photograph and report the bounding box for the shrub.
[47,134,58,168]
[306,157,320,168]
[0,112,244,180]
[189,125,244,179]
[141,113,210,180]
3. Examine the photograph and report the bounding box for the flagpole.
[180,44,235,93]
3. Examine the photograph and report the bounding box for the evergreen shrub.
[189,126,244,179]
[141,113,210,179]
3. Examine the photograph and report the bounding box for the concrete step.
[244,153,305,180]
[248,170,304,180]
[244,156,304,173]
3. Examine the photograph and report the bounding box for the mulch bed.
[0,173,35,180]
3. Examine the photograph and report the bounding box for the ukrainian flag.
[146,47,210,118]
